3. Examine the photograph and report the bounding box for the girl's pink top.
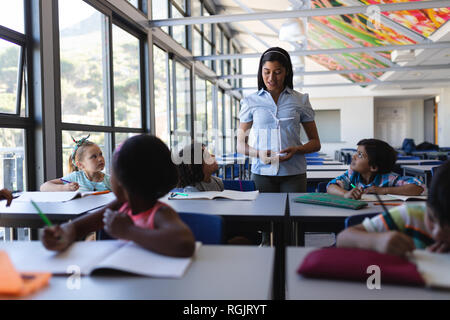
[119,201,169,230]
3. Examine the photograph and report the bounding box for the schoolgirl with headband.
[40,135,112,192]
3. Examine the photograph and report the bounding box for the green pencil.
[30,200,53,227]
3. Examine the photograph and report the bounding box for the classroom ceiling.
[209,0,450,90]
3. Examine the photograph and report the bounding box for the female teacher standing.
[237,47,321,192]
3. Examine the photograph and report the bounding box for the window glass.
[153,46,169,145]
[113,25,141,128]
[0,128,26,191]
[59,0,108,125]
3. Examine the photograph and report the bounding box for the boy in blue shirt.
[337,161,450,256]
[327,139,424,199]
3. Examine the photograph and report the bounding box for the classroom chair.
[419,161,442,165]
[397,156,421,160]
[344,213,380,229]
[178,212,223,244]
[316,181,329,193]
[305,152,319,157]
[306,161,324,165]
[431,166,440,177]
[223,179,256,191]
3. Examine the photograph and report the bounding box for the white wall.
[374,98,425,148]
[438,86,450,147]
[309,96,374,157]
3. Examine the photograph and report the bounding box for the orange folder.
[0,251,51,297]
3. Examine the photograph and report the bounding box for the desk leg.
[30,228,39,240]
[272,220,285,300]
[296,221,305,246]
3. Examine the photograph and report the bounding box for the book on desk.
[0,240,200,278]
[14,191,112,203]
[169,190,259,201]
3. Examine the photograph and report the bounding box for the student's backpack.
[401,138,416,154]
[416,142,439,151]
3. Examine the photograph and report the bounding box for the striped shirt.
[326,168,424,191]
[362,202,434,249]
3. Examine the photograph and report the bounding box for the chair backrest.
[431,166,440,177]
[344,212,380,229]
[317,181,329,193]
[223,179,256,191]
[419,161,442,166]
[178,212,223,244]
[306,161,324,165]
[305,152,319,157]
[397,156,421,160]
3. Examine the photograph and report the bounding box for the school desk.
[160,192,288,299]
[306,170,347,183]
[288,193,384,246]
[321,160,344,165]
[286,247,450,300]
[401,164,440,187]
[395,159,440,165]
[0,243,274,300]
[307,165,349,171]
[0,193,116,239]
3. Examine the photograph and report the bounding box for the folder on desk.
[0,251,51,297]
[293,193,368,210]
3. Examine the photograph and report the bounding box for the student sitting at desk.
[40,135,111,192]
[176,142,224,192]
[327,139,424,200]
[337,161,450,256]
[42,134,195,258]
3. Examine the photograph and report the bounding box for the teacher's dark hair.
[257,47,293,91]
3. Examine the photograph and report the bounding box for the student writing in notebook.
[40,135,111,192]
[327,139,424,200]
[175,142,224,192]
[337,161,450,256]
[175,142,256,245]
[41,134,195,257]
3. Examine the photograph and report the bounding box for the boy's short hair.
[357,139,397,174]
[427,161,450,226]
[176,142,205,188]
[112,134,178,200]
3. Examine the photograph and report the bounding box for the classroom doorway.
[424,98,437,144]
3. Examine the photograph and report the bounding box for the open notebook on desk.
[410,250,450,289]
[361,194,427,202]
[168,190,259,201]
[15,191,111,203]
[0,240,200,278]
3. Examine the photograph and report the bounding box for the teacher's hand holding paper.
[103,208,134,239]
[278,146,298,162]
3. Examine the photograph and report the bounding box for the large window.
[153,45,169,145]
[112,24,141,128]
[59,1,107,126]
[58,0,145,176]
[0,0,30,192]
[152,0,169,34]
[195,76,207,143]
[172,61,191,148]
